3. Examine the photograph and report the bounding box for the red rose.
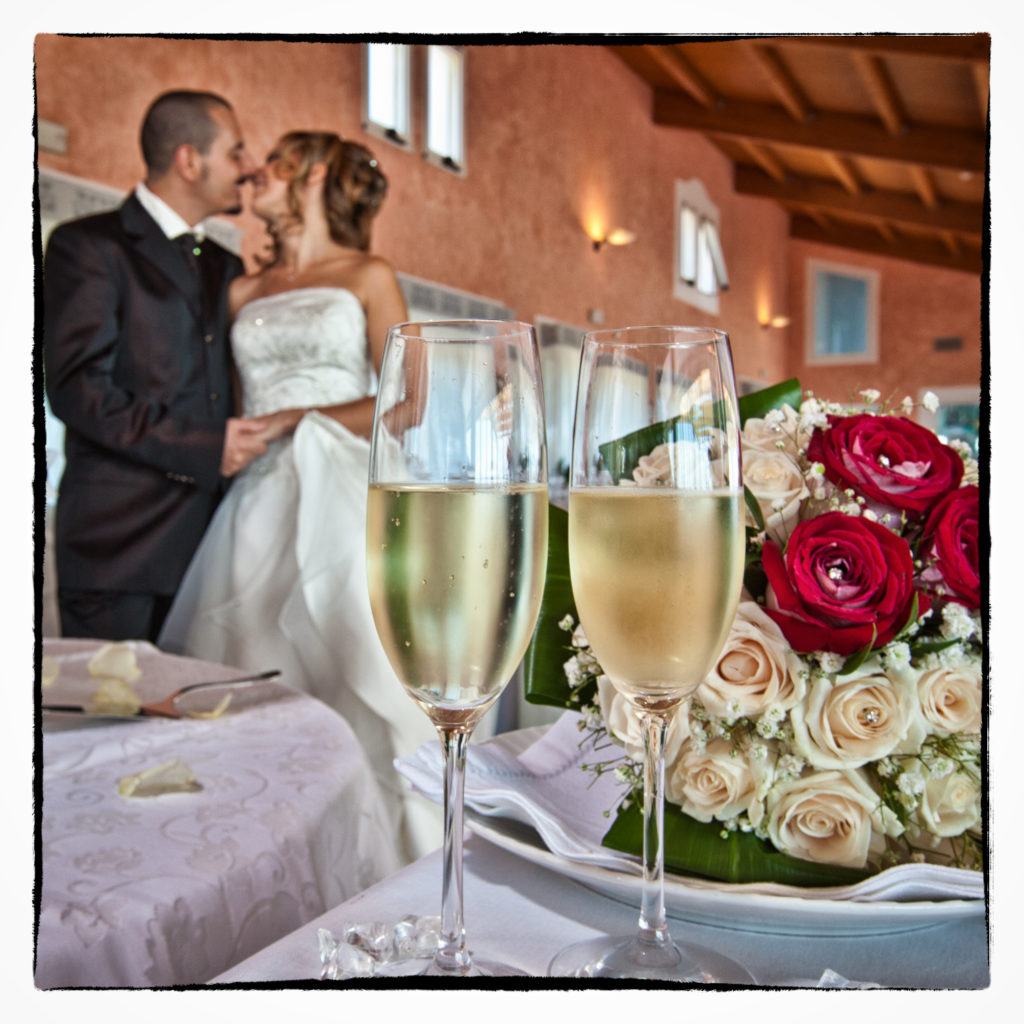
[919,485,981,610]
[762,512,929,655]
[807,414,963,518]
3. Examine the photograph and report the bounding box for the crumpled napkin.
[397,711,640,873]
[396,711,985,903]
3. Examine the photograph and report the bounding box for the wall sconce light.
[591,227,637,252]
[759,314,791,329]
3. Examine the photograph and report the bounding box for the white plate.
[466,812,985,937]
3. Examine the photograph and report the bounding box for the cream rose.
[916,661,983,736]
[666,736,766,826]
[741,405,810,456]
[697,601,806,720]
[631,440,723,489]
[741,447,809,545]
[790,665,914,770]
[766,768,902,868]
[916,768,982,837]
[596,676,689,765]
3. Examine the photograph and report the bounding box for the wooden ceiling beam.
[852,53,906,135]
[643,44,718,108]
[908,165,939,209]
[790,214,982,273]
[777,34,990,63]
[735,138,788,181]
[652,89,986,172]
[823,153,862,195]
[735,165,983,235]
[971,61,990,124]
[748,43,813,122]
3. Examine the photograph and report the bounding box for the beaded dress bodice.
[232,287,372,417]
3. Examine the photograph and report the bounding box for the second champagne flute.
[366,320,549,977]
[549,325,752,982]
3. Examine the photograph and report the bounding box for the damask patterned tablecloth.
[36,639,402,988]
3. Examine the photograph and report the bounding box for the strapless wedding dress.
[159,288,441,864]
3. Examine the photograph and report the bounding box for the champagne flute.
[366,320,548,977]
[548,326,752,982]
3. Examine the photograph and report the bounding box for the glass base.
[375,956,528,978]
[548,935,755,983]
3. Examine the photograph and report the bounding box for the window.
[674,179,728,314]
[364,43,411,146]
[425,44,465,172]
[805,259,879,365]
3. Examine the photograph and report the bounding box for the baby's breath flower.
[876,757,896,778]
[558,614,575,632]
[883,641,912,669]
[860,388,881,405]
[922,391,940,413]
[900,396,915,415]
[815,650,846,674]
[777,753,805,779]
[764,408,785,429]
[941,602,976,641]
[926,757,954,779]
[898,770,926,797]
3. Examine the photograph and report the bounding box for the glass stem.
[436,727,472,974]
[637,709,673,950]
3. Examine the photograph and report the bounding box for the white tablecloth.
[36,639,401,988]
[210,834,989,988]
[211,727,988,989]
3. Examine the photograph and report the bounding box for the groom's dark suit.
[44,193,244,639]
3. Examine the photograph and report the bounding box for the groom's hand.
[220,417,267,477]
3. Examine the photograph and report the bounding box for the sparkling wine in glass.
[366,320,548,976]
[548,325,752,982]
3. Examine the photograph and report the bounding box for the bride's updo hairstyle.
[275,131,388,251]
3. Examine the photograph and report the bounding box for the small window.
[364,43,411,147]
[674,179,727,314]
[425,44,465,172]
[805,259,879,365]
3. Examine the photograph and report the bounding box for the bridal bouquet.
[525,379,984,885]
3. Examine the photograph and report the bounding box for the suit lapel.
[119,195,202,316]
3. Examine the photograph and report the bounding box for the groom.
[44,90,266,642]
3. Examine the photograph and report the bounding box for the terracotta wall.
[34,34,982,403]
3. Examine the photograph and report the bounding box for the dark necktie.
[176,232,203,283]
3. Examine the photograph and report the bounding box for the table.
[210,833,988,988]
[36,639,401,988]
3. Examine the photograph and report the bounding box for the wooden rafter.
[734,166,982,235]
[748,43,813,122]
[852,52,906,135]
[790,214,982,273]
[652,90,986,172]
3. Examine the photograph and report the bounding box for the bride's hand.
[252,408,304,443]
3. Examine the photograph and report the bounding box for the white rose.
[696,601,806,720]
[766,768,902,868]
[741,405,809,455]
[790,664,915,770]
[916,661,983,736]
[666,736,766,826]
[916,769,981,837]
[741,448,809,545]
[596,676,688,765]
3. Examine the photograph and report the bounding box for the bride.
[159,131,440,863]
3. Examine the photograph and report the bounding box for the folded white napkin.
[397,711,640,872]
[396,710,985,903]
